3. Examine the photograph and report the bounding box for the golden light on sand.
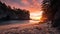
[30,11,43,21]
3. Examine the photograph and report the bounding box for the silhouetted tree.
[42,0,60,28]
[42,0,52,21]
[0,1,30,20]
[50,0,60,28]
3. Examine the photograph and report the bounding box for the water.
[0,20,40,25]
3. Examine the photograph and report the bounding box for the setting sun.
[30,11,43,21]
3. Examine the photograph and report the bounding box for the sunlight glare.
[30,11,43,21]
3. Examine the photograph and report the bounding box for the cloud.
[0,0,43,13]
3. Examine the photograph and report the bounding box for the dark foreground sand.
[0,22,60,34]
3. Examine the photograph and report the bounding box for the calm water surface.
[0,20,40,25]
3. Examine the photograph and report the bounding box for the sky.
[0,0,43,13]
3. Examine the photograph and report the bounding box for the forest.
[0,1,30,21]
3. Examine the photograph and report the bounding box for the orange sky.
[0,0,43,13]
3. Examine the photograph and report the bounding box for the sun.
[30,11,43,21]
[31,16,41,20]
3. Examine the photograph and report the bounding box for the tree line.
[0,1,30,20]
